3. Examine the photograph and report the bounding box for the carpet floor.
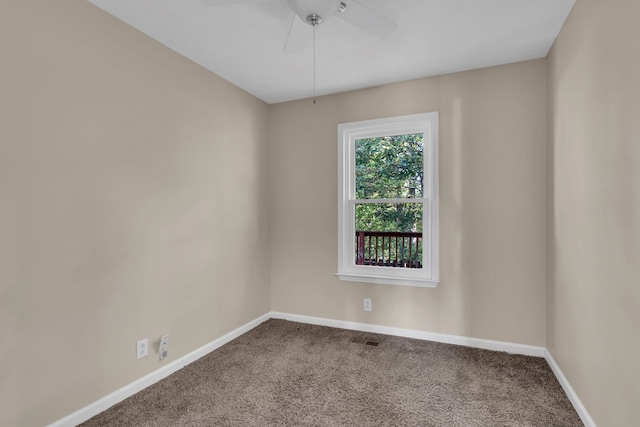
[80,319,583,426]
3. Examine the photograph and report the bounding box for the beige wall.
[270,60,547,346]
[547,0,640,425]
[0,2,270,426]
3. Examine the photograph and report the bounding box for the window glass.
[355,203,424,269]
[355,134,424,199]
[355,203,423,233]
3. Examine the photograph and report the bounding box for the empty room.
[1,0,638,426]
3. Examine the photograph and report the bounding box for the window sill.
[335,272,439,288]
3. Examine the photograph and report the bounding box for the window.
[336,112,439,287]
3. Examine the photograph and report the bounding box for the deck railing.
[356,231,422,268]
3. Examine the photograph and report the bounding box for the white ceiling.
[87,0,575,104]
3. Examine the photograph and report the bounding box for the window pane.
[355,133,424,199]
[355,203,423,269]
[355,203,422,232]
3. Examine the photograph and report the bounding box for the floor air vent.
[351,338,380,347]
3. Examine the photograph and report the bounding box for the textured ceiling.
[87,0,575,104]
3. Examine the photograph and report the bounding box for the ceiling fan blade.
[338,0,397,39]
[199,0,263,6]
[283,15,309,54]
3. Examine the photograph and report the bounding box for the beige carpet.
[80,319,583,426]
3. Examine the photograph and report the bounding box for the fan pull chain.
[313,22,317,104]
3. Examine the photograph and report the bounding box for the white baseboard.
[50,311,595,427]
[270,311,546,357]
[545,349,597,427]
[47,312,271,427]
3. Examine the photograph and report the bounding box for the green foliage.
[355,204,422,232]
[355,134,424,232]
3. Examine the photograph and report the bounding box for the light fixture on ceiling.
[286,0,341,25]
[201,0,396,103]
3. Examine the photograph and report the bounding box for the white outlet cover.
[159,334,169,360]
[136,338,148,360]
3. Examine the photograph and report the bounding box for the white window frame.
[336,112,439,287]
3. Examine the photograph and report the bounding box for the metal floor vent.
[351,338,380,347]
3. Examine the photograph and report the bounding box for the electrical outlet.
[364,298,372,312]
[159,334,170,360]
[136,338,148,360]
